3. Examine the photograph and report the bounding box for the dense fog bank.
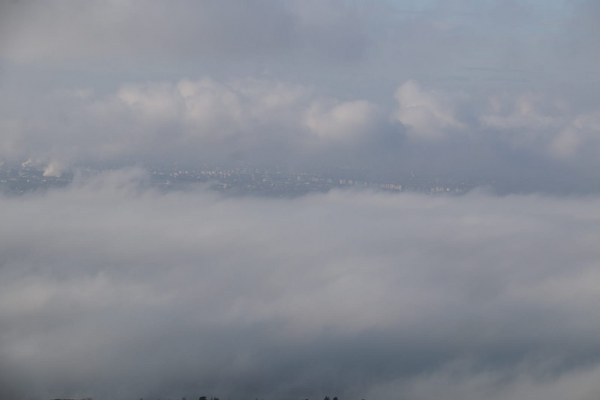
[2,170,600,400]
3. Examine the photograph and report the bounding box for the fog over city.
[1,1,600,399]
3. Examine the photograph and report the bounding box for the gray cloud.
[0,0,368,69]
[1,0,599,193]
[1,0,596,86]
[0,77,388,170]
[2,2,600,399]
[3,77,600,193]
[2,169,600,399]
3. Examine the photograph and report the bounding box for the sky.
[2,1,600,399]
[1,0,599,190]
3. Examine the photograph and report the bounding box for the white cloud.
[550,111,600,158]
[481,93,565,131]
[0,78,390,169]
[305,99,378,142]
[480,93,600,159]
[3,170,600,398]
[42,161,64,177]
[393,80,465,141]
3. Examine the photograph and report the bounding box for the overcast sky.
[2,1,600,400]
[1,0,599,191]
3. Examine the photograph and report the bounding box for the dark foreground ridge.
[52,397,357,400]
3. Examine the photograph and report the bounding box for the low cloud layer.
[2,170,600,399]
